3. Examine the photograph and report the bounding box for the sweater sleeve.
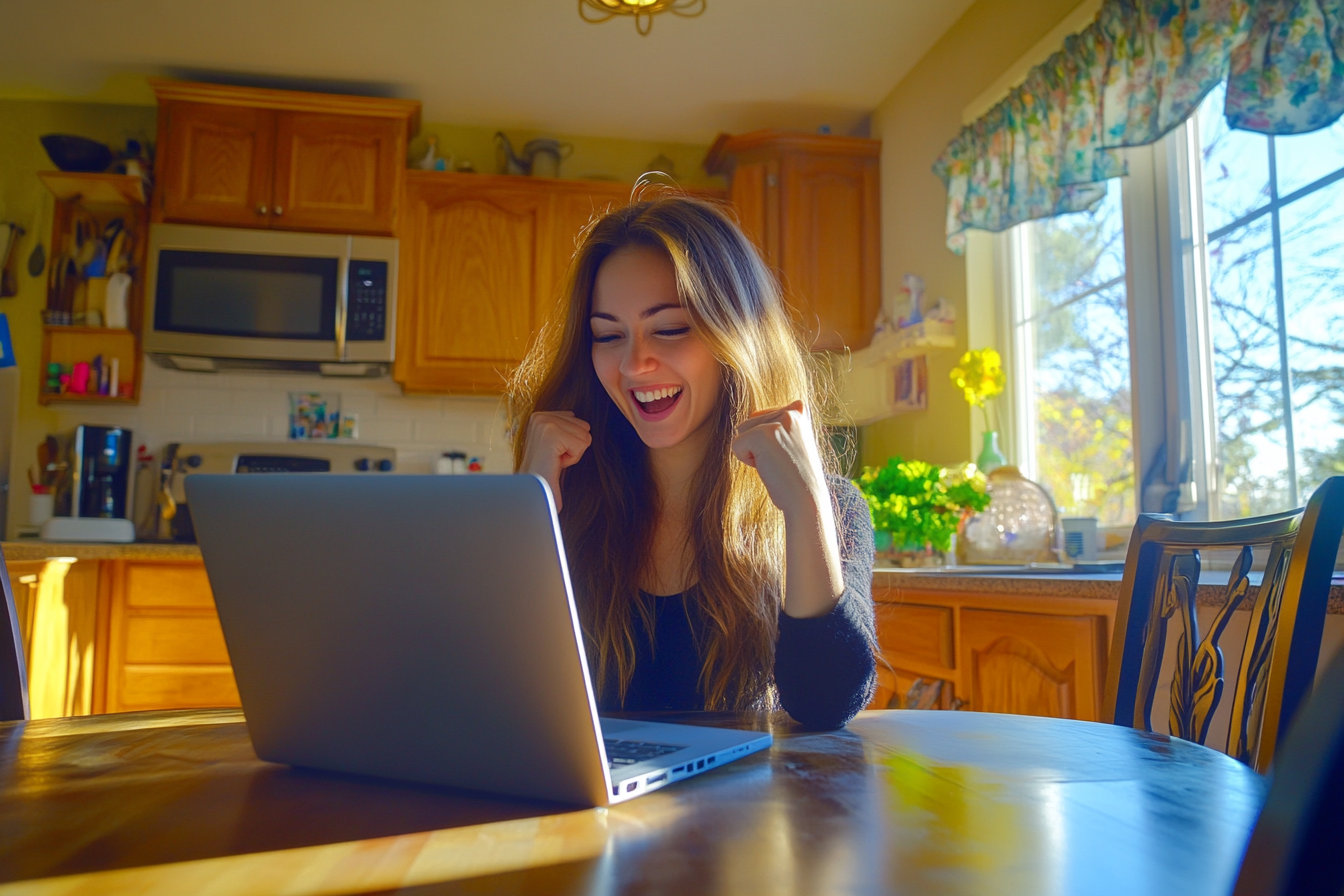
[773,475,877,730]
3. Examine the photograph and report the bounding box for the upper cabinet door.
[549,182,631,305]
[394,174,555,393]
[728,160,781,270]
[271,113,404,235]
[779,154,880,352]
[706,130,880,351]
[157,101,275,228]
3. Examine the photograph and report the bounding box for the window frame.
[992,121,1222,522]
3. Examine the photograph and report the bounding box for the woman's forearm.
[781,487,845,618]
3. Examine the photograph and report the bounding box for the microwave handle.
[335,236,351,361]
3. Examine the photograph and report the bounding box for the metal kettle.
[494,133,573,178]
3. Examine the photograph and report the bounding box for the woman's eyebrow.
[589,303,682,323]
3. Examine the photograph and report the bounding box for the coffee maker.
[53,425,133,519]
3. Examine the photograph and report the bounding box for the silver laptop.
[185,473,771,807]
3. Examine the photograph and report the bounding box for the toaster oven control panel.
[348,261,388,342]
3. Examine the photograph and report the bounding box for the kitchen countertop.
[2,541,203,562]
[4,546,1337,614]
[876,566,1344,614]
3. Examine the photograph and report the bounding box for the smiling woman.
[508,196,876,728]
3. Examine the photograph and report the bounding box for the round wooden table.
[0,708,1266,895]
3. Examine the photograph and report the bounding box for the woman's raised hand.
[520,411,592,511]
[732,399,844,617]
[731,400,829,517]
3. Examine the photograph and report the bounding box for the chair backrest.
[1103,476,1344,773]
[1232,644,1344,896]
[0,547,28,722]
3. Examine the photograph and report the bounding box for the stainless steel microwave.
[145,224,398,374]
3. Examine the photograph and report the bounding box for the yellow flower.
[949,347,1006,407]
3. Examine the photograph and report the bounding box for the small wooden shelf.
[39,393,139,406]
[42,325,136,337]
[38,172,146,206]
[37,171,148,406]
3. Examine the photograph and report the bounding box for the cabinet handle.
[274,206,284,216]
[256,204,268,216]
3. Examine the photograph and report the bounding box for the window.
[996,86,1344,523]
[1194,83,1344,517]
[1006,182,1135,527]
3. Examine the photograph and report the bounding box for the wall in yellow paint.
[860,0,1086,470]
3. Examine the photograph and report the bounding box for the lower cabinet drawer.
[118,665,241,710]
[124,615,231,664]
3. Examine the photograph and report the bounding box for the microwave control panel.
[348,261,388,341]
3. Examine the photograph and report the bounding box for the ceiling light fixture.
[578,0,706,36]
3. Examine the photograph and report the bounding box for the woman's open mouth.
[631,385,683,421]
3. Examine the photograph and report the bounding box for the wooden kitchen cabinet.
[394,173,660,394]
[395,172,557,393]
[151,80,419,236]
[869,575,1116,722]
[960,608,1107,720]
[103,560,240,714]
[272,112,405,235]
[705,130,880,351]
[156,101,275,228]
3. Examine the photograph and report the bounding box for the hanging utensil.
[27,195,46,278]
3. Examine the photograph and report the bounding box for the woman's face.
[590,245,723,451]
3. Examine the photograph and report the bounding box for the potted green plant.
[853,458,991,566]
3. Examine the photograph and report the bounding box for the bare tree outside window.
[1196,83,1344,517]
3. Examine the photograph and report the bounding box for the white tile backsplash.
[49,363,512,475]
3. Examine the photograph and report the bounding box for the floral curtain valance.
[934,0,1344,252]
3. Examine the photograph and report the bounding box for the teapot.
[494,133,574,178]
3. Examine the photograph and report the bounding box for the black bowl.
[40,134,114,173]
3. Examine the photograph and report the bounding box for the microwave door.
[145,224,396,364]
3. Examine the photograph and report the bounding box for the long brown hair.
[509,195,833,710]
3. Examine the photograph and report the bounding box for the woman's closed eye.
[655,326,691,338]
[592,331,624,344]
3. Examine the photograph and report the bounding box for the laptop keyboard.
[604,738,685,768]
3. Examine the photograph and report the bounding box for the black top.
[595,476,877,730]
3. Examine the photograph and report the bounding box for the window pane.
[1020,181,1135,526]
[1281,178,1344,498]
[1275,115,1344,197]
[1198,82,1271,234]
[1205,218,1291,516]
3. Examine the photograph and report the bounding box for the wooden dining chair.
[1232,643,1344,896]
[0,548,28,722]
[1103,476,1344,773]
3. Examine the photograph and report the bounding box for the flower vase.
[976,431,1006,473]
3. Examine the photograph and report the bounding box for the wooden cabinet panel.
[960,608,1107,721]
[125,563,215,608]
[395,174,554,393]
[157,101,274,228]
[125,616,230,665]
[729,161,779,268]
[550,183,630,302]
[107,561,240,713]
[875,603,953,671]
[151,80,418,235]
[707,130,879,351]
[118,665,240,710]
[272,113,404,235]
[780,156,878,351]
